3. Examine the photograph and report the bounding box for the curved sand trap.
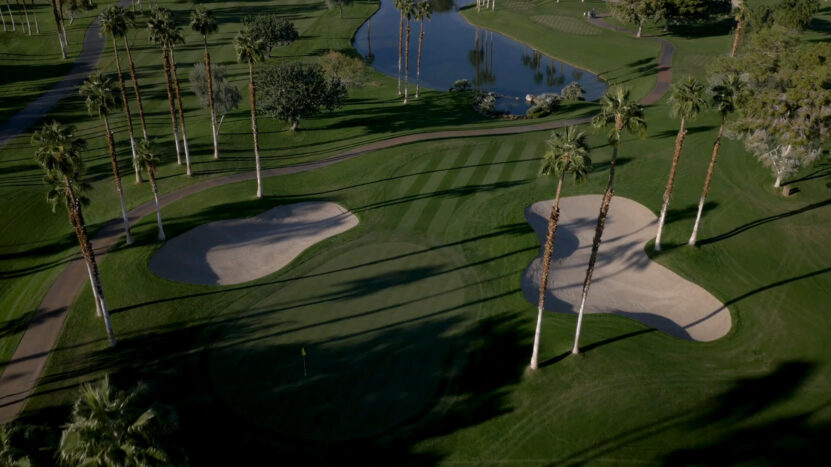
[522,195,730,341]
[150,202,358,286]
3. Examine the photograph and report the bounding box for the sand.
[522,195,730,341]
[150,202,359,286]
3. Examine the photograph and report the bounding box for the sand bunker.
[522,195,730,341]
[150,202,358,286]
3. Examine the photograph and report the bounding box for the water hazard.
[353,0,607,113]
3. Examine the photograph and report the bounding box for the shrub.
[561,82,586,101]
[451,79,472,92]
[319,50,372,89]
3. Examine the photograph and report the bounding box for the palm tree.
[234,26,267,199]
[120,9,149,142]
[48,0,66,58]
[135,139,166,242]
[17,0,30,35]
[689,74,743,246]
[190,6,220,160]
[572,87,646,355]
[99,6,143,184]
[167,22,192,177]
[58,377,178,465]
[0,424,31,467]
[414,0,431,99]
[1,6,6,32]
[79,72,134,246]
[31,121,117,347]
[402,0,415,104]
[654,77,707,251]
[4,1,13,33]
[29,0,38,34]
[148,9,183,168]
[530,126,591,370]
[394,0,404,96]
[730,1,746,58]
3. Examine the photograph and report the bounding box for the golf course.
[1,0,830,463]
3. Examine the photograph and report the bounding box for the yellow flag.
[301,347,306,356]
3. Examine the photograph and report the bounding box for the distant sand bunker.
[150,202,358,286]
[522,195,730,341]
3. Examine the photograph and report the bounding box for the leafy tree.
[654,76,707,251]
[234,26,268,198]
[572,87,646,354]
[561,82,586,101]
[611,0,667,38]
[241,15,298,57]
[190,5,220,159]
[530,127,591,370]
[256,62,347,131]
[325,0,353,19]
[79,72,133,245]
[414,0,432,99]
[746,0,819,32]
[688,74,743,246]
[663,0,731,25]
[58,377,179,466]
[32,121,117,346]
[189,64,241,141]
[99,6,142,183]
[135,139,166,242]
[318,50,371,89]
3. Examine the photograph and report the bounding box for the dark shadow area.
[667,17,734,39]
[699,198,831,246]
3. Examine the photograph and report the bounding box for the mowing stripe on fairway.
[389,153,437,196]
[425,145,490,235]
[514,141,545,181]
[410,145,479,231]
[480,141,518,186]
[398,146,490,230]
[495,140,536,183]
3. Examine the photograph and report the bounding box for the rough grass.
[530,15,602,36]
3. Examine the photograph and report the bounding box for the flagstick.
[302,354,307,377]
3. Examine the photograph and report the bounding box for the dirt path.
[0,13,674,423]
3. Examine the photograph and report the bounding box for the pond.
[353,0,607,114]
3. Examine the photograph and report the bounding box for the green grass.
[4,0,831,463]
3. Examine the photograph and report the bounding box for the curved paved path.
[0,12,674,423]
[0,0,131,149]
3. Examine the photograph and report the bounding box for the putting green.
[208,242,469,441]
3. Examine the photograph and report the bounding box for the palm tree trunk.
[204,36,219,159]
[397,12,403,96]
[103,117,133,246]
[112,37,143,183]
[48,0,65,58]
[123,37,148,140]
[170,48,192,176]
[248,61,262,198]
[67,184,117,347]
[29,0,37,33]
[56,0,66,44]
[530,173,564,370]
[689,115,725,246]
[148,170,165,241]
[572,141,619,355]
[636,20,643,38]
[404,19,410,103]
[18,0,31,35]
[1,7,7,32]
[730,17,742,57]
[654,116,687,251]
[161,49,182,165]
[6,0,15,32]
[416,20,424,99]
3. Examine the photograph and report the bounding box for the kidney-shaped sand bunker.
[150,202,359,286]
[522,195,731,341]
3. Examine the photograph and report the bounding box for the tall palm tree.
[48,0,66,58]
[394,0,404,96]
[17,0,30,35]
[99,6,143,184]
[29,0,38,34]
[530,126,591,370]
[572,86,646,355]
[689,74,743,246]
[4,1,14,33]
[402,0,415,104]
[147,9,182,167]
[1,7,6,32]
[121,9,149,142]
[79,72,134,246]
[58,377,177,465]
[414,0,431,99]
[135,138,166,241]
[730,1,746,58]
[190,6,220,159]
[234,26,267,199]
[31,121,117,347]
[654,77,707,251]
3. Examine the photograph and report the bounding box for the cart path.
[0,12,674,423]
